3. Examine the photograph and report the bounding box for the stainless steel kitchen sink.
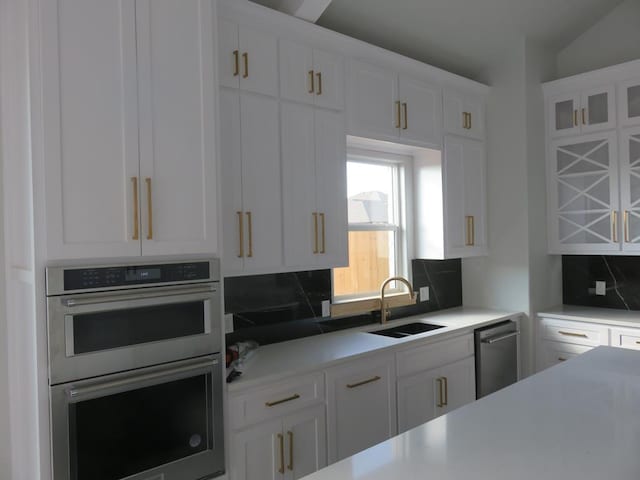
[368,322,445,338]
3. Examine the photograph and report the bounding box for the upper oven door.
[47,283,221,384]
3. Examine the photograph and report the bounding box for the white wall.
[463,38,560,376]
[556,0,640,78]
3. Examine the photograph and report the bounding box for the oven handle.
[67,357,218,400]
[61,284,216,307]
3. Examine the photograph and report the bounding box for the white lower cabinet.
[325,354,397,463]
[231,405,326,480]
[396,334,475,434]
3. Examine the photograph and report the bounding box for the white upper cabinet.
[220,90,283,275]
[281,103,347,270]
[547,85,616,138]
[347,60,442,147]
[547,131,620,253]
[443,89,485,140]
[41,0,217,260]
[619,127,640,252]
[619,78,640,127]
[218,18,279,97]
[279,39,345,111]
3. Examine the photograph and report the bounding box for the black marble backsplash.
[563,255,640,310]
[225,259,462,346]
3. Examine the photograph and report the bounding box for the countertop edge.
[538,305,640,327]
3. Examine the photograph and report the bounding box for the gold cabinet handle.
[308,70,315,94]
[468,112,472,130]
[316,71,322,95]
[582,107,587,125]
[131,177,139,240]
[443,376,448,406]
[635,341,640,345]
[462,112,467,129]
[573,109,578,127]
[246,211,253,257]
[237,211,244,258]
[347,375,381,389]
[465,216,475,246]
[436,377,444,408]
[319,212,326,254]
[402,102,408,130]
[145,177,153,240]
[558,331,588,338]
[312,212,319,254]
[395,101,402,129]
[265,393,301,407]
[242,52,248,78]
[612,210,619,243]
[287,431,294,471]
[233,50,240,76]
[625,210,630,243]
[277,433,285,474]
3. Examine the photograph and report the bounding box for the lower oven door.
[50,355,224,480]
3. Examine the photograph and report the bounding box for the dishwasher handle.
[481,330,520,345]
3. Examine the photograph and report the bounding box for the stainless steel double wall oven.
[46,259,225,480]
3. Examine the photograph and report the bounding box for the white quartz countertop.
[301,346,640,480]
[539,305,640,327]
[228,307,519,392]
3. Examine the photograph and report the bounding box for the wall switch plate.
[419,286,429,302]
[224,313,234,334]
[595,281,606,296]
[321,300,331,317]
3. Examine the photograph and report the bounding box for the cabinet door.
[347,60,399,141]
[281,102,317,268]
[398,76,442,147]
[444,136,487,257]
[240,94,283,273]
[136,0,217,256]
[238,25,279,97]
[326,354,396,463]
[580,85,616,134]
[41,0,141,259]
[547,93,581,138]
[282,405,327,480]
[279,39,315,106]
[610,327,640,351]
[548,132,620,253]
[219,90,245,275]
[314,109,348,268]
[396,368,439,434]
[619,78,640,127]
[440,356,476,413]
[313,49,345,111]
[443,90,485,140]
[538,341,592,371]
[231,419,282,480]
[620,127,640,252]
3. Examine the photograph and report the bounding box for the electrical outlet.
[419,286,429,302]
[321,300,331,317]
[595,281,606,296]
[224,313,234,334]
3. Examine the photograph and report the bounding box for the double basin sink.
[369,322,445,339]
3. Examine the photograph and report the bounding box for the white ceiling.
[251,0,625,80]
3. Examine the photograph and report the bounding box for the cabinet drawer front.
[540,318,607,346]
[611,328,640,351]
[540,340,592,370]
[229,372,325,429]
[396,334,473,377]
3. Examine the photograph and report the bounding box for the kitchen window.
[333,148,412,301]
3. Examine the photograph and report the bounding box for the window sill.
[330,292,416,318]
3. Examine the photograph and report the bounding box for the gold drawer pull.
[277,433,285,474]
[558,331,588,338]
[287,431,294,471]
[242,52,249,78]
[573,109,578,127]
[443,376,448,406]
[316,71,322,95]
[131,177,139,240]
[436,377,444,408]
[246,211,253,258]
[308,70,315,94]
[402,102,408,129]
[612,210,618,242]
[312,212,319,254]
[233,50,240,76]
[237,211,244,258]
[265,394,300,407]
[145,177,153,240]
[319,212,326,254]
[582,107,586,125]
[347,375,381,389]
[395,101,402,129]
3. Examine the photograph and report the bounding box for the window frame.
[332,146,414,303]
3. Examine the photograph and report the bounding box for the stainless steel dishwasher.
[475,320,519,399]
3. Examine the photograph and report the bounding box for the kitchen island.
[301,346,640,480]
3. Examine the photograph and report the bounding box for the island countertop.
[301,346,640,480]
